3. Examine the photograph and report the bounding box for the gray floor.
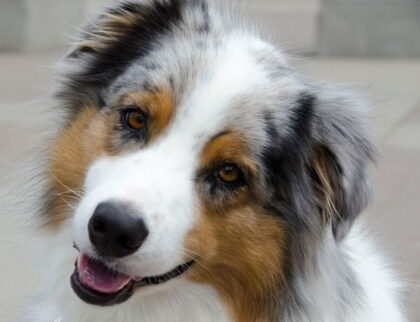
[0,50,419,321]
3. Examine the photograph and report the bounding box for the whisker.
[183,248,209,272]
[54,191,82,202]
[51,174,84,198]
[57,196,75,210]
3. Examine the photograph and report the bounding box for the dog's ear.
[63,0,183,71]
[56,4,142,112]
[309,86,376,241]
[57,1,183,112]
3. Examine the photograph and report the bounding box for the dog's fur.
[23,0,405,321]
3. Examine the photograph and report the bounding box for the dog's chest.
[34,279,230,322]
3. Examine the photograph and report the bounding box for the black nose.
[88,202,149,258]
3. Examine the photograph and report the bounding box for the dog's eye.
[217,164,242,183]
[124,109,147,130]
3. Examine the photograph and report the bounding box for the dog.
[24,0,405,321]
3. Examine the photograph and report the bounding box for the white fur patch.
[31,33,271,322]
[72,34,270,278]
[24,1,405,321]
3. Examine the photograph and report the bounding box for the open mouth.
[71,254,194,306]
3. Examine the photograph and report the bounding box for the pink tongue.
[78,255,131,294]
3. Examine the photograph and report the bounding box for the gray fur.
[48,1,398,321]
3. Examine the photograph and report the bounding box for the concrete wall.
[0,0,85,51]
[1,0,420,56]
[245,0,320,54]
[0,0,319,53]
[319,0,420,57]
[0,1,26,50]
[85,0,108,16]
[85,0,321,53]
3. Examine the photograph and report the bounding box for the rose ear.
[55,2,148,112]
[65,3,141,60]
[309,86,376,241]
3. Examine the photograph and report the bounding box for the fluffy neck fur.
[24,220,404,322]
[279,224,404,322]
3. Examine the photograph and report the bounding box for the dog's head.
[46,0,375,319]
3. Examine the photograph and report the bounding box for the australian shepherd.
[24,0,405,321]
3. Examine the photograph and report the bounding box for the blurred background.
[0,0,419,321]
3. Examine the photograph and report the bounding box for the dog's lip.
[71,254,195,306]
[77,254,132,294]
[71,266,135,306]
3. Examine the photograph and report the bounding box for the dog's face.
[46,1,374,320]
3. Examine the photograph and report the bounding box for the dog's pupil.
[220,166,238,181]
[128,111,145,128]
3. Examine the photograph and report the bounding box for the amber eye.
[217,164,241,183]
[125,109,147,130]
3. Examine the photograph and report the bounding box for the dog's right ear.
[66,3,143,60]
[57,3,145,112]
[63,0,183,71]
[57,1,183,112]
[309,86,376,241]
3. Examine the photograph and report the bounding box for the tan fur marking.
[311,148,339,224]
[101,11,138,27]
[76,40,105,52]
[185,132,286,321]
[200,132,257,177]
[76,9,139,52]
[123,89,175,140]
[47,107,110,227]
[186,205,286,322]
[47,88,174,227]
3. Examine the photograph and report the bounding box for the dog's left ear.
[309,86,376,241]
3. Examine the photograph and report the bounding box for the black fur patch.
[198,1,210,34]
[288,94,315,141]
[262,93,315,191]
[60,0,189,113]
[84,1,183,88]
[261,94,315,229]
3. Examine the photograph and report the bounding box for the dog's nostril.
[88,201,149,258]
[118,235,137,250]
[92,217,106,233]
[124,235,143,249]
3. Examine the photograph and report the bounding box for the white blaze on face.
[72,35,270,277]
